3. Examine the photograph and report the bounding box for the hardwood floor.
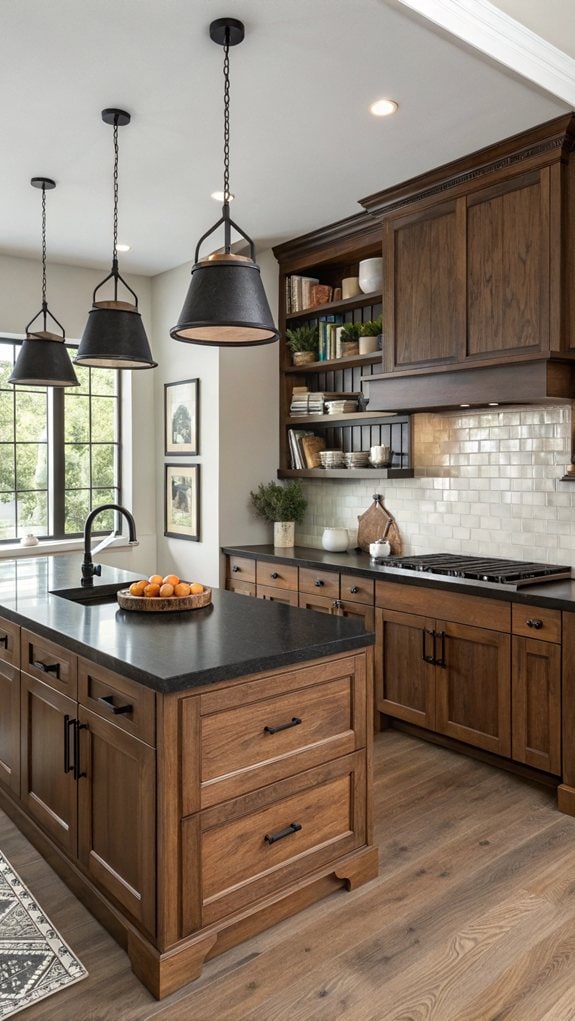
[5,730,575,1020]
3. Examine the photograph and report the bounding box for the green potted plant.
[285,324,319,366]
[358,318,382,355]
[339,321,361,357]
[250,480,307,547]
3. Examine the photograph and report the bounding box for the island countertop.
[0,554,374,693]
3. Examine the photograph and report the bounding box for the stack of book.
[287,430,326,469]
[318,320,344,361]
[290,388,363,417]
[285,277,336,313]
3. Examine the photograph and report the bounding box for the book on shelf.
[285,275,320,314]
[287,428,316,469]
[318,317,344,360]
[310,284,333,307]
[300,434,326,469]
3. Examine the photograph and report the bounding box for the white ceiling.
[0,0,568,276]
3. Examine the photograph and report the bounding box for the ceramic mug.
[341,277,361,299]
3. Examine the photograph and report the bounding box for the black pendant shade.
[170,19,278,348]
[9,332,80,387]
[75,109,156,370]
[76,301,157,368]
[171,254,277,346]
[9,178,79,388]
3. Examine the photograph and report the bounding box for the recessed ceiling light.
[370,98,398,117]
[460,404,471,408]
[488,402,499,406]
[211,191,235,202]
[115,243,131,253]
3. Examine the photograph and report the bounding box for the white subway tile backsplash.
[298,405,575,565]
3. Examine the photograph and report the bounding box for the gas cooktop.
[373,553,572,589]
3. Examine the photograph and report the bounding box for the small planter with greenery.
[358,318,382,354]
[285,325,319,366]
[339,321,361,357]
[250,480,307,547]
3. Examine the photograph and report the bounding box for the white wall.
[0,253,156,573]
[150,248,280,588]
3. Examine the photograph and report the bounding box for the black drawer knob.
[264,822,302,845]
[232,565,240,573]
[271,571,279,579]
[526,618,543,629]
[315,579,324,587]
[350,586,359,594]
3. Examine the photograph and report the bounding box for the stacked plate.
[325,400,359,415]
[319,450,346,469]
[344,451,370,469]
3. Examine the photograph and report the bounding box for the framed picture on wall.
[164,378,199,456]
[164,464,200,541]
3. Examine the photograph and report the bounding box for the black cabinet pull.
[421,628,435,664]
[271,571,279,579]
[264,716,302,735]
[63,714,76,775]
[232,565,241,573]
[435,630,446,668]
[0,633,8,649]
[32,660,60,678]
[264,821,302,845]
[315,579,324,587]
[527,618,543,630]
[350,586,359,594]
[74,721,88,780]
[97,695,133,715]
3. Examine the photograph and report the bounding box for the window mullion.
[52,388,65,537]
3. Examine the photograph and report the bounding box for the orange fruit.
[190,582,204,595]
[159,583,174,598]
[144,583,161,598]
[162,574,180,587]
[174,582,191,597]
[129,581,147,597]
[148,574,163,586]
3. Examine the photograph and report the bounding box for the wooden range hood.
[360,114,575,414]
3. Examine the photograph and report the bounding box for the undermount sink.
[51,584,126,605]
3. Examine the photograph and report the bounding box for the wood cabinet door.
[0,661,20,797]
[466,169,550,358]
[377,609,436,730]
[226,579,256,597]
[435,621,511,756]
[384,198,465,371]
[298,592,334,614]
[337,600,374,631]
[512,636,561,774]
[77,707,156,936]
[257,585,299,607]
[20,673,78,856]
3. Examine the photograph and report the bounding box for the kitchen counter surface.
[0,555,373,693]
[223,544,575,611]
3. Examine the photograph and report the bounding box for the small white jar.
[370,539,391,558]
[322,527,349,553]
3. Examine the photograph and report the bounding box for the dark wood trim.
[273,212,381,269]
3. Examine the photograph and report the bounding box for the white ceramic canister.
[341,277,361,299]
[369,539,391,558]
[322,527,349,552]
[358,257,383,294]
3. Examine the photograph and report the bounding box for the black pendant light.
[170,18,278,347]
[9,179,79,387]
[75,109,157,369]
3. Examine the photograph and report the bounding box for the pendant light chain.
[223,29,231,203]
[41,184,47,326]
[113,119,119,266]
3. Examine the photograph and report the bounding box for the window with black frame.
[0,339,121,542]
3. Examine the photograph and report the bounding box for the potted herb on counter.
[250,480,307,547]
[285,324,319,366]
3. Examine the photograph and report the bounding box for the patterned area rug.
[0,851,87,1018]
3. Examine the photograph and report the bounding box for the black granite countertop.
[0,555,374,693]
[222,544,575,612]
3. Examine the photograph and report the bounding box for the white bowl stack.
[344,451,370,468]
[319,450,346,469]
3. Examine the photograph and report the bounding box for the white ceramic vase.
[274,521,295,547]
[322,527,349,552]
[359,335,378,355]
[358,257,383,294]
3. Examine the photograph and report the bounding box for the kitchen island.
[0,555,376,998]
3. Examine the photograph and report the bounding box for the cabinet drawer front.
[192,752,365,927]
[21,629,77,698]
[340,574,374,605]
[227,556,256,584]
[78,659,156,747]
[512,604,561,644]
[0,616,20,671]
[257,584,299,606]
[226,579,255,597]
[299,567,339,599]
[200,675,359,807]
[376,581,510,632]
[256,562,298,591]
[298,592,335,614]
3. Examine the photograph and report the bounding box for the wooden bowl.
[116,586,212,613]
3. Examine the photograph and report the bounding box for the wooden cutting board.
[357,495,402,555]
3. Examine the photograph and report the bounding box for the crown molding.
[396,0,575,106]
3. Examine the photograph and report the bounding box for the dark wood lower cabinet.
[377,608,436,730]
[512,636,561,774]
[0,663,20,796]
[78,707,156,935]
[257,584,299,606]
